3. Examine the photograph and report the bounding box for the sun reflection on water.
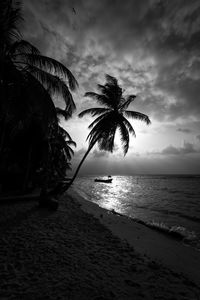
[74,175,200,247]
[92,176,139,213]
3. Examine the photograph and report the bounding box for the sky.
[22,0,200,175]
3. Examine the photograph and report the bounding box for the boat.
[94,178,112,183]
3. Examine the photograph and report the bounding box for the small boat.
[94,178,112,183]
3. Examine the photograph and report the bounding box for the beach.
[0,189,199,299]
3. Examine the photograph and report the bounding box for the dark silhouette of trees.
[48,125,76,181]
[0,1,151,212]
[0,1,78,195]
[63,74,150,191]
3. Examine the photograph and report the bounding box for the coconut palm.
[50,125,76,179]
[0,1,78,194]
[0,1,78,111]
[64,74,150,189]
[0,1,78,152]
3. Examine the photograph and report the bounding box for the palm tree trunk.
[61,142,96,194]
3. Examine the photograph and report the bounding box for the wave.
[74,180,200,249]
[136,220,197,242]
[108,209,200,249]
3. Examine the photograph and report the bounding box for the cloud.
[197,135,200,141]
[177,128,192,133]
[92,149,108,158]
[150,141,199,156]
[21,0,200,175]
[74,147,87,160]
[161,145,180,155]
[22,0,200,122]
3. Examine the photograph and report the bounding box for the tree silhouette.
[49,125,76,180]
[0,1,78,194]
[62,74,150,191]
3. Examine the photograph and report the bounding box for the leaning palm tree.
[64,74,150,190]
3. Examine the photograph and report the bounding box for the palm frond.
[58,126,73,141]
[120,95,136,110]
[105,75,123,107]
[19,53,78,90]
[117,121,129,155]
[120,115,136,137]
[79,107,110,118]
[124,110,151,125]
[87,114,116,146]
[64,146,74,160]
[24,73,58,128]
[0,1,23,45]
[97,75,123,109]
[66,140,76,147]
[105,74,118,86]
[97,84,113,98]
[88,112,111,129]
[9,40,40,56]
[98,125,116,153]
[56,108,72,121]
[26,66,76,113]
[84,92,112,107]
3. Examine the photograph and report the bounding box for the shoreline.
[0,190,199,298]
[68,188,200,287]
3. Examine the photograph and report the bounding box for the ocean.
[73,175,200,249]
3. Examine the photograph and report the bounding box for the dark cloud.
[162,145,179,155]
[156,142,199,156]
[197,135,200,142]
[73,146,108,162]
[22,0,200,122]
[177,128,192,133]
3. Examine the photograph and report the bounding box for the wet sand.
[72,189,200,287]
[0,189,199,299]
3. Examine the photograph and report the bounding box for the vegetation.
[65,74,150,190]
[0,0,77,195]
[0,1,151,208]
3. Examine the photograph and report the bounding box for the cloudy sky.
[22,0,200,175]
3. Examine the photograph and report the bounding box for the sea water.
[73,175,200,249]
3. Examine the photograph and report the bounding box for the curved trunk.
[61,142,96,194]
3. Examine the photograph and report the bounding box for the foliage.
[66,74,151,189]
[80,74,150,155]
[0,0,78,192]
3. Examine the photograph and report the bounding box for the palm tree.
[64,74,150,190]
[0,1,78,197]
[49,125,76,179]
[0,1,78,107]
[0,1,78,154]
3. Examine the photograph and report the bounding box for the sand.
[72,189,200,286]
[0,188,199,299]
